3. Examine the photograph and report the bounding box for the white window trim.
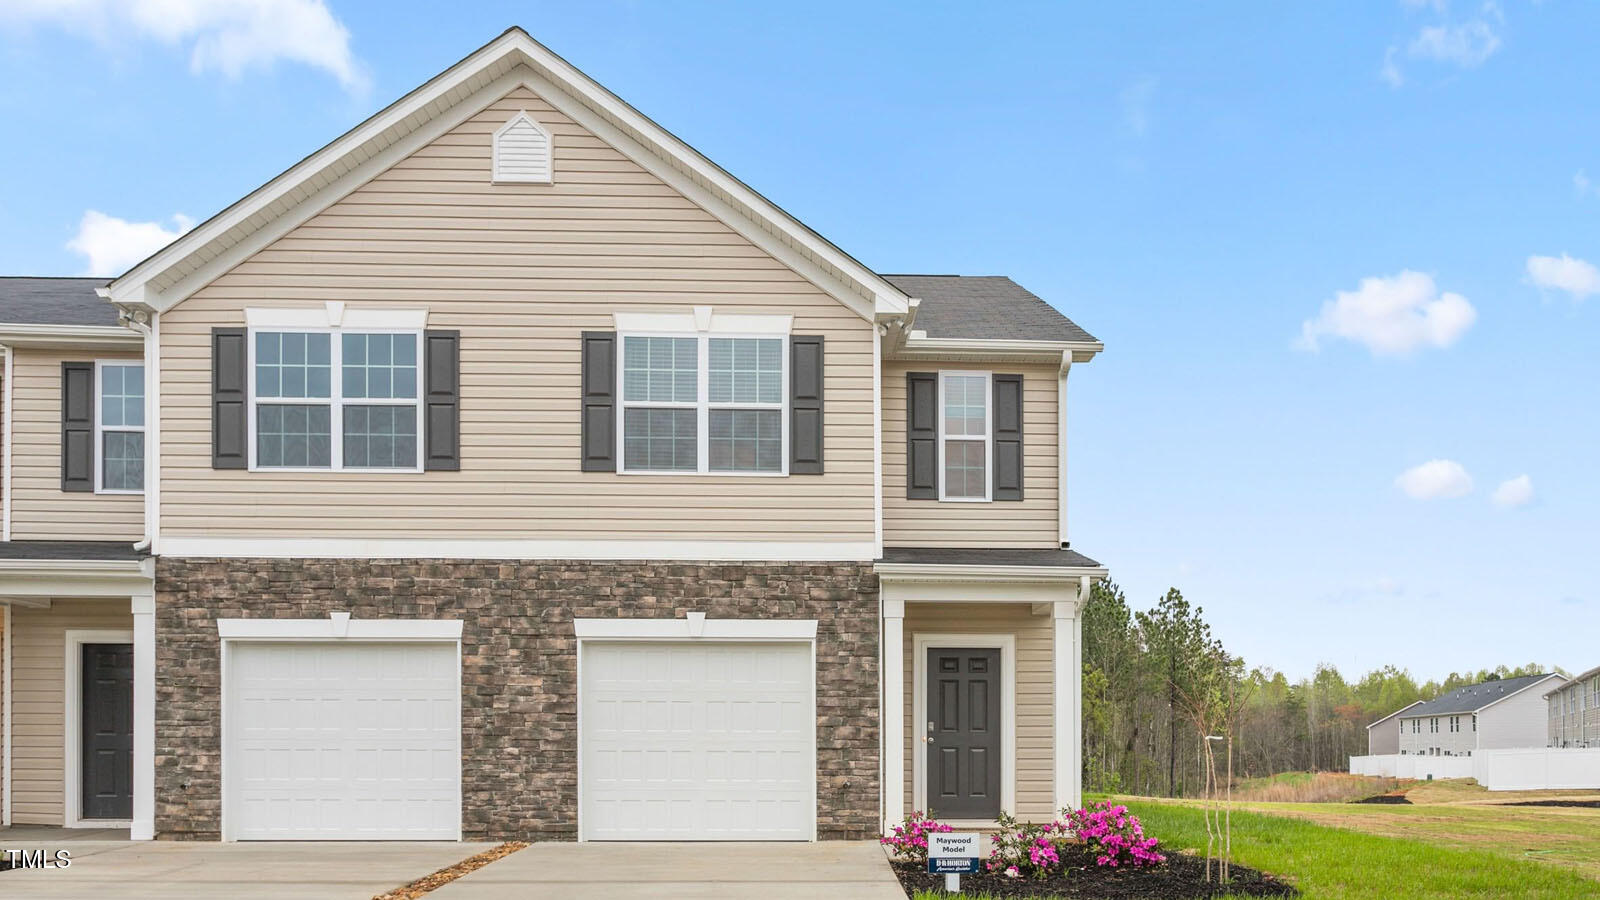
[64,628,135,828]
[616,331,791,477]
[937,370,993,502]
[246,326,425,473]
[94,360,145,495]
[492,110,554,184]
[910,633,1016,825]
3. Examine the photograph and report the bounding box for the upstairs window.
[938,371,990,501]
[619,334,786,474]
[250,330,421,471]
[96,362,145,492]
[493,111,553,183]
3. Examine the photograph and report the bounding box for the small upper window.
[493,111,553,183]
[938,371,990,501]
[96,362,145,493]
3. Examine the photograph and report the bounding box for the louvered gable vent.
[493,111,553,183]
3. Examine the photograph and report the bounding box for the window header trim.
[613,305,791,336]
[246,303,428,331]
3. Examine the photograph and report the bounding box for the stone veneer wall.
[153,558,880,840]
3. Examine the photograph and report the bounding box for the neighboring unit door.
[925,647,1001,820]
[225,641,460,840]
[81,643,134,821]
[580,641,814,840]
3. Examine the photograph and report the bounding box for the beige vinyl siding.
[9,600,131,825]
[156,85,875,542]
[883,362,1059,548]
[9,348,144,541]
[903,603,1055,821]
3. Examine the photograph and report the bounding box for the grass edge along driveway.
[1120,800,1599,900]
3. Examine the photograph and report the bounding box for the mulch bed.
[891,849,1297,899]
[1504,800,1600,809]
[1354,793,1412,804]
[371,842,529,900]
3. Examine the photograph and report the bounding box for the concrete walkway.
[0,831,496,899]
[430,841,904,899]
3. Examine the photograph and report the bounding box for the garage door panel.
[581,641,814,841]
[227,641,460,840]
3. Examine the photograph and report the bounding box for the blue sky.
[1,1,1595,682]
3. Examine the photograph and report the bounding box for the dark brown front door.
[926,648,1001,820]
[81,643,133,821]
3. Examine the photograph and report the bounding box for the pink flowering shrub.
[1064,801,1166,868]
[985,803,1166,877]
[879,810,953,862]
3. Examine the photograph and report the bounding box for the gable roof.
[1366,699,1425,730]
[105,27,910,322]
[880,275,1099,343]
[0,277,117,326]
[1400,674,1562,718]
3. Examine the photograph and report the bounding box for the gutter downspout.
[1,342,12,542]
[118,310,157,553]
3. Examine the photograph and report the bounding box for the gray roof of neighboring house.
[1400,674,1560,718]
[878,274,1099,344]
[0,277,117,326]
[0,540,146,561]
[877,547,1102,568]
[1366,699,1425,729]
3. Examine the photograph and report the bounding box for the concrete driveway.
[429,841,904,899]
[0,829,496,899]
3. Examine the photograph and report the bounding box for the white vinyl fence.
[1349,748,1600,791]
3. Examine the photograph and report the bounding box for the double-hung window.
[938,371,991,500]
[96,362,145,493]
[250,329,422,471]
[618,334,786,474]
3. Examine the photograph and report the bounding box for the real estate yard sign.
[928,832,981,892]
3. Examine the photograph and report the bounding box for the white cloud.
[1396,459,1474,500]
[1491,474,1534,508]
[1526,253,1600,301]
[66,210,193,276]
[1409,19,1501,67]
[1381,46,1405,88]
[0,0,366,92]
[1575,170,1593,197]
[1119,76,1157,137]
[1297,270,1477,355]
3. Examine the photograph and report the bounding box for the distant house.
[1383,674,1567,757]
[1547,666,1600,748]
[1366,700,1425,755]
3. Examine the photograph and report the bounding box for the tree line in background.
[1081,580,1556,798]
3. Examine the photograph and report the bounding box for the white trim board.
[63,628,135,829]
[2,603,11,827]
[1,342,11,541]
[574,617,816,641]
[158,537,877,561]
[909,633,1016,819]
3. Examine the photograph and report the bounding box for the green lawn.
[1123,800,1600,900]
[908,801,1600,900]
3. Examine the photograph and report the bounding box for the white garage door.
[226,642,460,840]
[580,641,814,840]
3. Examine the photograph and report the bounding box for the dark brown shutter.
[424,330,461,471]
[211,328,247,469]
[993,374,1024,501]
[906,371,938,499]
[580,331,616,472]
[788,335,824,474]
[60,362,94,491]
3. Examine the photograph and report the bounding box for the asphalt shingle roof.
[878,547,1102,568]
[1401,674,1558,718]
[0,277,117,326]
[878,274,1099,344]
